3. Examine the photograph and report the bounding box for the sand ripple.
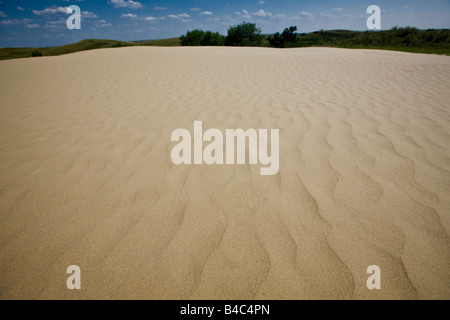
[0,47,449,299]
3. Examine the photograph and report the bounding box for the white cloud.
[167,13,190,19]
[44,24,59,29]
[108,0,143,9]
[0,19,21,26]
[258,1,265,3]
[166,13,191,22]
[121,13,137,19]
[253,9,272,17]
[0,11,7,18]
[32,6,67,15]
[97,19,112,27]
[26,24,40,28]
[17,7,25,11]
[200,11,213,16]
[144,15,165,21]
[332,8,343,12]
[154,7,167,10]
[274,14,286,20]
[320,13,335,18]
[45,19,65,25]
[211,15,232,22]
[82,11,98,18]
[190,8,201,12]
[300,10,313,16]
[235,9,250,18]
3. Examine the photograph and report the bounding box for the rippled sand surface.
[0,47,449,299]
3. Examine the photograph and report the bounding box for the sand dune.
[0,47,449,299]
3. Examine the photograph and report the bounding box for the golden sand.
[0,47,449,299]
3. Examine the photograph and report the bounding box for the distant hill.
[0,38,181,61]
[1,28,449,61]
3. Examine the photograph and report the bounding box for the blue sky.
[0,0,449,47]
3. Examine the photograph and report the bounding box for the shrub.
[201,31,225,46]
[268,33,283,48]
[282,26,298,43]
[269,26,298,48]
[225,22,263,46]
[180,30,205,46]
[111,42,127,48]
[31,50,42,57]
[180,30,224,46]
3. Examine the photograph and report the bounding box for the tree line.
[180,22,263,47]
[180,22,450,54]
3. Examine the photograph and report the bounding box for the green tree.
[201,31,225,46]
[226,22,263,46]
[282,26,298,43]
[268,32,283,48]
[180,30,206,46]
[180,30,225,46]
[269,26,298,48]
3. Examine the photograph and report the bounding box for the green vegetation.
[180,22,264,47]
[137,37,181,47]
[225,22,263,46]
[181,25,449,55]
[0,25,448,61]
[268,26,298,48]
[180,30,225,46]
[30,50,42,57]
[0,38,180,61]
[293,27,450,55]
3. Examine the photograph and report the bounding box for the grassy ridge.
[0,38,180,61]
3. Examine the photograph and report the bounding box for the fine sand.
[0,47,449,300]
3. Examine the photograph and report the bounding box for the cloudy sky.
[0,0,449,47]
